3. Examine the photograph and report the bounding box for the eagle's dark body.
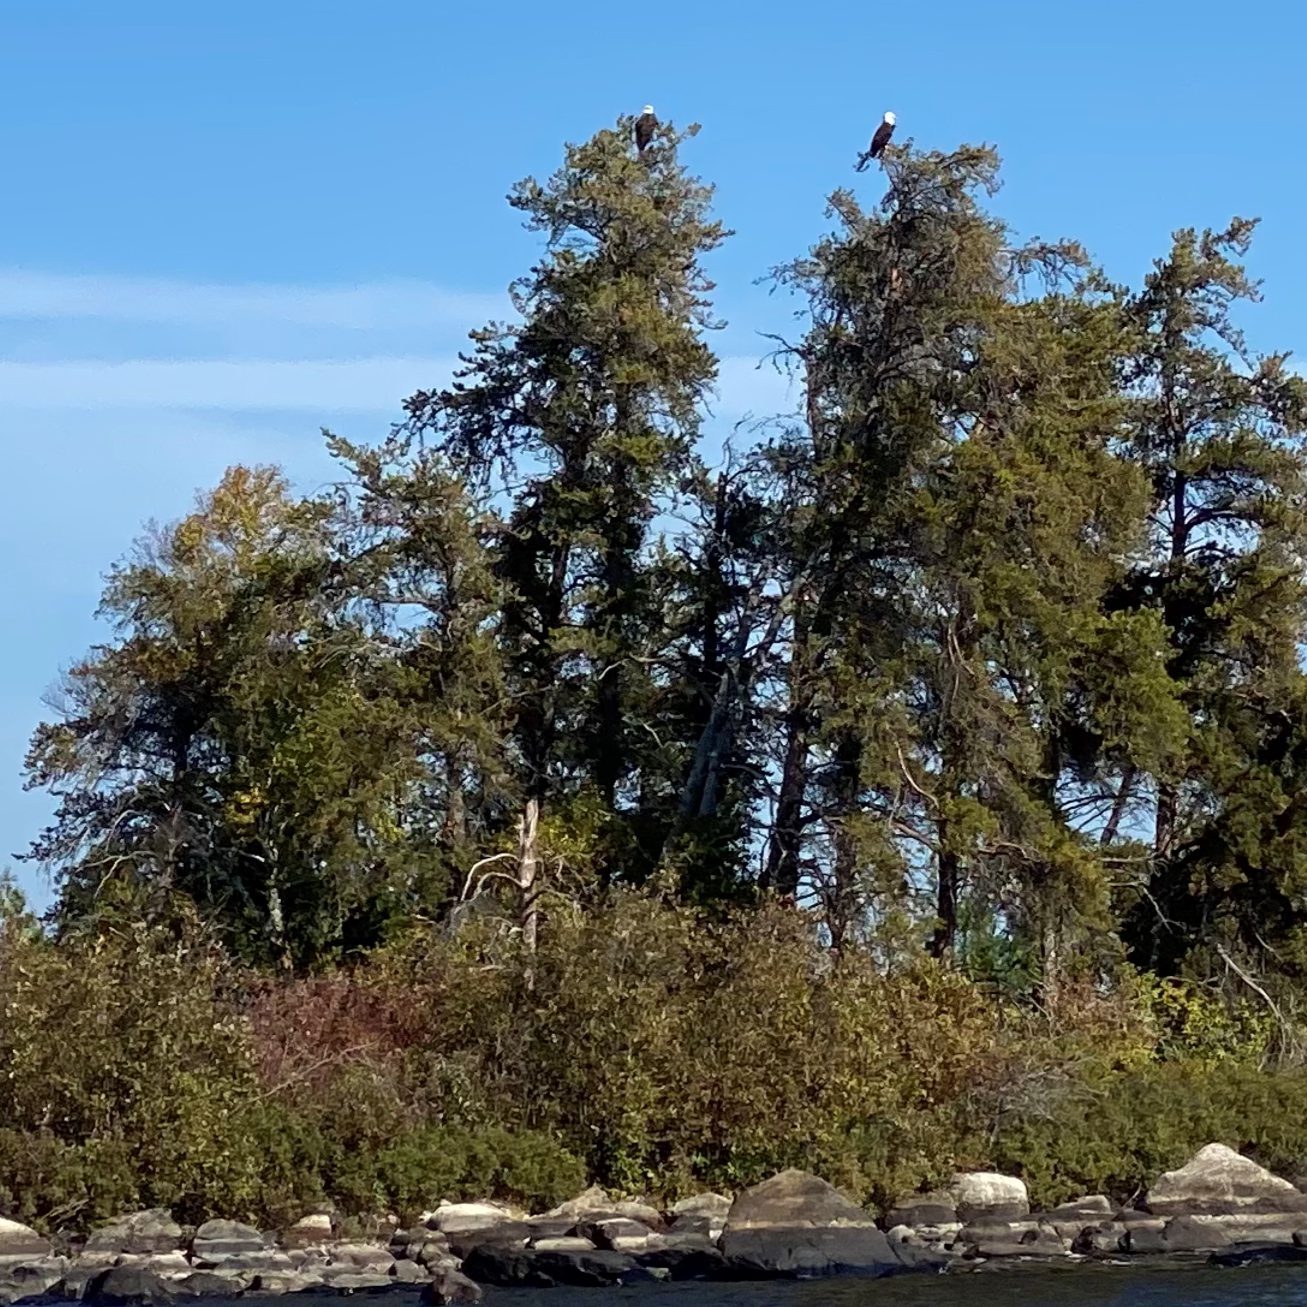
[856,117,895,172]
[635,109,658,153]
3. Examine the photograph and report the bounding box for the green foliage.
[13,115,1307,1233]
[991,1061,1307,1209]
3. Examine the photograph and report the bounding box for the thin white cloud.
[0,356,456,411]
[0,270,506,332]
[0,354,791,418]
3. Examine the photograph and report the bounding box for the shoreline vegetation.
[7,109,1307,1295]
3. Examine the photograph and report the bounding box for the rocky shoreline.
[2,1144,1307,1304]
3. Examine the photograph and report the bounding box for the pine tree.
[400,113,727,889]
[1110,221,1307,981]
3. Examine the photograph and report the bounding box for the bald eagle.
[855,111,896,171]
[635,105,658,154]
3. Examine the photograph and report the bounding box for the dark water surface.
[235,1264,1307,1307]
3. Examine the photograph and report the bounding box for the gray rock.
[542,1188,664,1230]
[250,1271,323,1295]
[719,1169,900,1277]
[635,1241,727,1280]
[530,1250,637,1287]
[965,1224,1068,1258]
[885,1193,959,1229]
[83,1266,176,1306]
[421,1266,482,1304]
[84,1213,183,1258]
[189,1220,266,1266]
[326,1243,393,1270]
[320,1269,394,1291]
[444,1224,530,1260]
[1072,1221,1127,1255]
[527,1237,597,1253]
[390,1260,427,1284]
[1146,1144,1302,1215]
[280,1214,334,1249]
[947,1172,1030,1223]
[667,1194,730,1239]
[172,1271,243,1298]
[428,1203,524,1237]
[1161,1214,1232,1253]
[0,1257,66,1304]
[573,1218,656,1251]
[408,1235,453,1267]
[0,1221,51,1262]
[458,1247,552,1288]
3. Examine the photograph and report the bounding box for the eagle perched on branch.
[856,111,896,171]
[635,105,658,154]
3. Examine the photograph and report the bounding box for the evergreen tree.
[399,113,727,890]
[25,467,418,969]
[1111,221,1307,982]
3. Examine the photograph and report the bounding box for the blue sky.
[3,0,1305,906]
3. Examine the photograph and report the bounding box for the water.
[229,1263,1307,1307]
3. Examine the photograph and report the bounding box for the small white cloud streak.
[0,270,505,332]
[0,357,456,411]
[0,355,793,417]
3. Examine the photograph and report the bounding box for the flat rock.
[668,1194,730,1237]
[444,1225,530,1260]
[1146,1144,1301,1215]
[635,1242,727,1280]
[84,1213,183,1258]
[0,1221,51,1262]
[719,1169,900,1277]
[963,1224,1067,1259]
[429,1203,524,1236]
[250,1271,320,1295]
[390,1259,428,1284]
[948,1172,1030,1223]
[542,1188,663,1230]
[189,1220,266,1266]
[528,1237,597,1253]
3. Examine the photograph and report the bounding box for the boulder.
[542,1187,664,1230]
[0,1257,66,1304]
[1045,1195,1115,1240]
[321,1268,395,1291]
[391,1259,428,1284]
[718,1169,901,1278]
[574,1218,657,1252]
[1072,1221,1127,1255]
[1160,1214,1232,1253]
[189,1219,267,1266]
[326,1243,394,1270]
[961,1220,1067,1259]
[1146,1144,1303,1215]
[172,1271,244,1298]
[280,1213,335,1249]
[83,1212,183,1257]
[668,1194,730,1238]
[0,1221,50,1263]
[460,1246,553,1288]
[947,1172,1030,1223]
[635,1241,727,1280]
[444,1225,530,1260]
[429,1202,524,1236]
[422,1266,483,1304]
[408,1234,453,1266]
[531,1250,637,1287]
[884,1193,959,1230]
[83,1266,176,1306]
[250,1271,319,1295]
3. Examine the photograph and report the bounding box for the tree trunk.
[930,840,960,960]
[764,594,813,898]
[516,798,540,991]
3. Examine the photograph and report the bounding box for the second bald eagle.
[856,111,896,171]
[635,105,658,154]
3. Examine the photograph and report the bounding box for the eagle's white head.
[643,105,655,115]
[884,111,896,125]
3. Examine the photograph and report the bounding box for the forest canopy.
[7,113,1307,1229]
